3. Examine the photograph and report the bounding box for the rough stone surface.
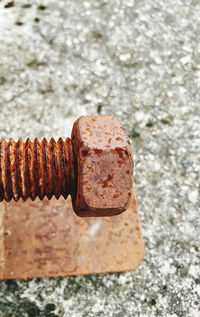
[0,0,199,316]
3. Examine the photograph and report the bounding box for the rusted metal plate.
[0,185,145,280]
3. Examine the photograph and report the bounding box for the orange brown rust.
[0,116,133,217]
[71,116,133,216]
[0,116,144,279]
[0,138,75,202]
[0,185,145,280]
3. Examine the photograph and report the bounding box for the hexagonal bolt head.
[71,116,133,217]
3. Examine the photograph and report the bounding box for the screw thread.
[0,137,75,202]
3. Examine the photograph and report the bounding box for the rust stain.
[101,174,114,188]
[71,116,134,217]
[0,185,145,280]
[0,202,6,279]
[0,138,75,202]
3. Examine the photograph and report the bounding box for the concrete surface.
[0,0,199,316]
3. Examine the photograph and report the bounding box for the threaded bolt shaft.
[0,137,75,202]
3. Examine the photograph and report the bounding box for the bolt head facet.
[71,116,133,216]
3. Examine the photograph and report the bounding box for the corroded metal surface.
[72,116,133,216]
[0,185,144,280]
[0,116,133,218]
[0,138,74,202]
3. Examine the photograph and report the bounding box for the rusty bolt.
[0,116,133,217]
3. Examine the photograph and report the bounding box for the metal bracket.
[0,184,145,280]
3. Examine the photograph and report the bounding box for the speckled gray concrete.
[0,0,199,316]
